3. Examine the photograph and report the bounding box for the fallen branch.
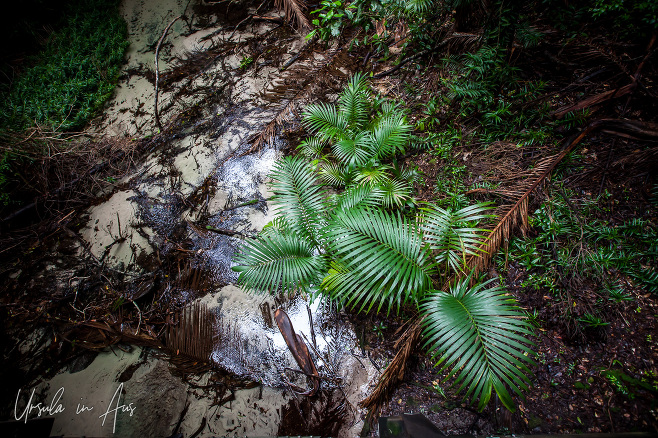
[280,35,317,71]
[552,83,636,119]
[204,225,255,239]
[155,15,183,131]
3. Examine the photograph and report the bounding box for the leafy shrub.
[591,0,658,35]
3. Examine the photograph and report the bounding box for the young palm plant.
[232,74,534,412]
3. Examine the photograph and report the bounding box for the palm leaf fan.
[354,164,393,185]
[269,156,327,246]
[421,202,492,275]
[377,177,413,208]
[331,132,373,166]
[302,102,347,141]
[232,232,327,294]
[404,0,435,14]
[297,137,326,159]
[335,183,385,210]
[421,277,534,412]
[369,112,413,159]
[322,207,433,313]
[260,216,290,236]
[318,161,351,187]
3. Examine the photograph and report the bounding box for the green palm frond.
[336,183,385,210]
[404,0,435,14]
[421,203,492,274]
[232,232,327,294]
[375,100,405,121]
[331,132,373,166]
[354,165,392,185]
[338,72,371,130]
[378,177,413,208]
[297,137,326,159]
[421,278,534,412]
[391,160,424,185]
[319,161,351,187]
[270,156,327,245]
[322,207,433,313]
[261,216,290,236]
[370,113,413,158]
[302,102,347,141]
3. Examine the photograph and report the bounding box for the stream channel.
[11,0,378,436]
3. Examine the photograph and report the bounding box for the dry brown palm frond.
[612,145,658,171]
[360,316,424,415]
[468,121,609,276]
[274,0,311,30]
[166,301,215,363]
[443,31,482,55]
[245,41,350,154]
[244,100,297,155]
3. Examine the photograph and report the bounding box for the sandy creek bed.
[10,0,379,436]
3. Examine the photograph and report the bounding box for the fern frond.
[447,81,491,101]
[322,208,433,313]
[421,278,534,412]
[233,232,326,294]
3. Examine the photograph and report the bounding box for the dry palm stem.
[360,316,423,416]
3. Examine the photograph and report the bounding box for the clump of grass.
[0,0,128,132]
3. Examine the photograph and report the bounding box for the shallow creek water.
[19,0,378,436]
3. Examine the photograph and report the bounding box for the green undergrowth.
[0,0,128,132]
[498,185,658,330]
[0,0,128,204]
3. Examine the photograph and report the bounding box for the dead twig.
[155,15,183,131]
